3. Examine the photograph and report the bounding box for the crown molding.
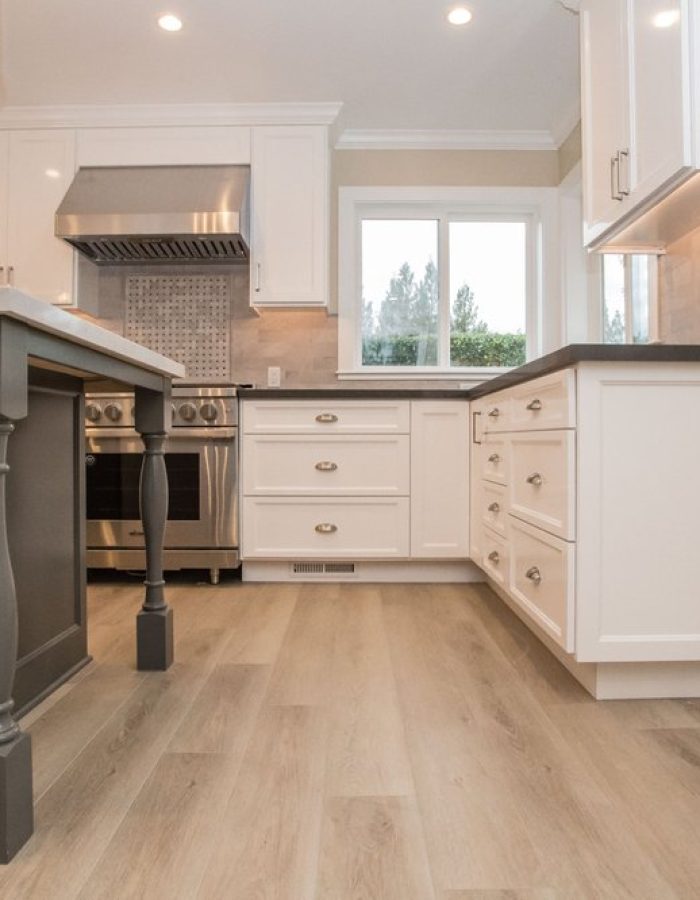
[334,128,558,151]
[0,101,344,130]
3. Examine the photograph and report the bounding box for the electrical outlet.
[267,366,282,387]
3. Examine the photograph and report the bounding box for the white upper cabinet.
[581,0,694,247]
[4,130,77,304]
[250,126,328,307]
[76,126,251,166]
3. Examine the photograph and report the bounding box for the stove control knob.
[200,402,218,422]
[85,403,102,423]
[178,402,197,422]
[104,403,123,422]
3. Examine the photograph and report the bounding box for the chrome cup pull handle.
[487,550,500,564]
[526,398,542,411]
[315,523,338,534]
[526,472,543,486]
[315,413,338,424]
[525,566,542,585]
[315,461,338,472]
[487,407,500,418]
[487,502,500,513]
[488,453,501,464]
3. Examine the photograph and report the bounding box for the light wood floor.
[2,577,700,899]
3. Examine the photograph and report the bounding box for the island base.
[0,732,33,863]
[136,607,174,671]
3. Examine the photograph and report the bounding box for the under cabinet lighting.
[45,168,60,179]
[652,9,680,27]
[447,7,473,26]
[158,13,183,32]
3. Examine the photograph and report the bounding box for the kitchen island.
[0,288,184,863]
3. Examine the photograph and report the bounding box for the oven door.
[85,428,238,550]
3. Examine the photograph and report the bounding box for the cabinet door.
[627,0,692,203]
[250,126,328,306]
[6,130,76,304]
[0,133,8,282]
[580,0,630,245]
[76,126,251,166]
[410,401,469,559]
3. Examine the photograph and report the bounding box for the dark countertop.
[239,345,700,403]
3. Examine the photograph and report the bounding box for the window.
[339,187,558,380]
[601,253,658,344]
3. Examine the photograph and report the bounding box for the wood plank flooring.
[2,577,700,898]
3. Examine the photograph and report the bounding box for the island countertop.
[0,287,185,380]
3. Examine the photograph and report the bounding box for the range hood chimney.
[55,165,250,265]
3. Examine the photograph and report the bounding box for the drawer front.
[481,525,509,589]
[482,391,510,433]
[241,497,410,559]
[509,518,575,652]
[481,481,508,537]
[508,369,576,431]
[482,434,509,485]
[509,430,575,540]
[242,434,410,496]
[242,400,410,434]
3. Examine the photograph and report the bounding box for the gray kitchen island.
[0,287,185,862]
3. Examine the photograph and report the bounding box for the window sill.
[336,367,513,384]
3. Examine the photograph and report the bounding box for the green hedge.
[362,332,526,367]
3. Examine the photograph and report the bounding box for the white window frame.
[338,186,560,381]
[600,252,661,344]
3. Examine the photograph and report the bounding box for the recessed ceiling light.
[447,7,473,26]
[652,9,680,28]
[158,13,183,32]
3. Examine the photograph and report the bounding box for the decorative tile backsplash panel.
[125,275,231,381]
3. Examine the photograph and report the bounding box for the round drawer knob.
[488,502,500,513]
[488,453,501,464]
[488,407,500,418]
[487,550,500,564]
[315,523,338,534]
[525,566,542,585]
[526,398,543,411]
[526,472,543,486]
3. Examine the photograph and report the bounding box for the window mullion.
[438,215,451,368]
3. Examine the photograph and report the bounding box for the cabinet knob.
[315,413,338,424]
[526,472,543,486]
[315,523,338,534]
[487,502,500,513]
[525,566,542,585]
[487,550,500,564]
[315,461,338,472]
[488,453,501,464]
[487,407,500,418]
[526,398,542,411]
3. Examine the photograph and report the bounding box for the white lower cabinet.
[509,518,575,653]
[241,398,469,562]
[242,497,410,559]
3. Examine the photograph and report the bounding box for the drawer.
[508,369,576,431]
[482,391,510,433]
[481,434,509,485]
[242,400,410,434]
[481,525,509,589]
[509,518,575,652]
[481,481,508,537]
[242,434,410,496]
[241,497,410,559]
[509,430,575,540]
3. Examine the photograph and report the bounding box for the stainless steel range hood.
[55,165,250,265]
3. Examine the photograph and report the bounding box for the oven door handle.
[85,427,238,440]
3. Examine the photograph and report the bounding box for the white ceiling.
[0,0,580,142]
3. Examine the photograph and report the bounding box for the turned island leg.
[134,386,173,671]
[0,420,33,862]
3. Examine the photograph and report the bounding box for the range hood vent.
[55,165,250,266]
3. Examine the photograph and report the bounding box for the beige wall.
[558,122,582,182]
[658,224,700,343]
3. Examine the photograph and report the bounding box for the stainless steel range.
[85,385,239,584]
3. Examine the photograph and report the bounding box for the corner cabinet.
[0,130,77,304]
[250,126,329,307]
[580,0,693,247]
